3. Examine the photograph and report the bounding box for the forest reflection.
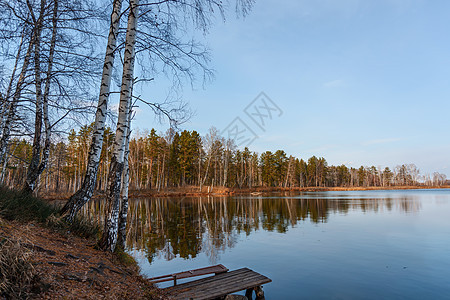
[81,195,420,264]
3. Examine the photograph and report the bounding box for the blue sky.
[133,0,450,176]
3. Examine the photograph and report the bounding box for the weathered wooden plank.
[174,276,261,296]
[165,268,251,292]
[172,281,270,300]
[167,268,261,291]
[166,271,257,295]
[165,268,271,300]
[188,272,267,292]
[149,264,229,284]
[175,276,270,299]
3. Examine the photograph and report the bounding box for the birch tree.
[61,0,123,221]
[100,0,256,252]
[61,0,255,224]
[0,4,35,173]
[99,0,139,252]
[0,0,103,190]
[0,31,27,182]
[23,0,57,192]
[117,98,133,250]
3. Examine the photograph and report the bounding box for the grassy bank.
[0,186,100,239]
[0,186,161,299]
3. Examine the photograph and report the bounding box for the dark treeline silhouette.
[5,125,446,193]
[81,195,420,264]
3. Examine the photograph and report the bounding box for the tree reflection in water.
[81,195,420,264]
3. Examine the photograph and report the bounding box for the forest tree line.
[3,125,447,192]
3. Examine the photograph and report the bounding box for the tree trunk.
[0,31,25,166]
[0,20,36,171]
[24,0,57,193]
[117,103,132,250]
[99,0,139,252]
[36,0,58,188]
[61,0,123,222]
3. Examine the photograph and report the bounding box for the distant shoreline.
[42,185,450,200]
[128,185,450,198]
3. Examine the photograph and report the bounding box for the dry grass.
[0,236,44,298]
[0,187,163,299]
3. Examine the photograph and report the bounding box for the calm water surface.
[85,189,450,299]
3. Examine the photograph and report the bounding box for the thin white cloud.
[362,138,401,146]
[305,144,337,154]
[323,79,344,88]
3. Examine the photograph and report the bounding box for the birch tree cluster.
[0,0,256,252]
[0,0,103,192]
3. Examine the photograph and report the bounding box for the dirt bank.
[0,218,164,299]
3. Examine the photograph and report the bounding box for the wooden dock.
[163,267,272,300]
[148,264,229,285]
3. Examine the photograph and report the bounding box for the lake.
[84,189,450,299]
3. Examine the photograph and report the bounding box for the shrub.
[0,186,57,222]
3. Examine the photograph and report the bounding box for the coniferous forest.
[3,124,447,193]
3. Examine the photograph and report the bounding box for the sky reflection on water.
[83,189,450,299]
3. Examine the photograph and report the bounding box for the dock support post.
[245,288,253,299]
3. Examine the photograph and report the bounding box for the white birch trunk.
[99,0,139,252]
[0,30,25,141]
[0,28,35,169]
[24,0,47,192]
[117,104,132,250]
[198,146,202,191]
[61,0,123,221]
[0,32,26,183]
[24,0,58,192]
[38,0,57,178]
